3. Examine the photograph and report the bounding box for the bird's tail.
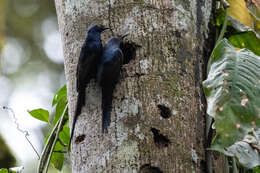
[102,86,113,133]
[68,88,86,151]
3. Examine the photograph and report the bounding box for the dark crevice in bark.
[75,134,86,144]
[203,1,217,173]
[139,164,163,173]
[151,128,170,148]
[157,105,172,119]
[196,0,203,40]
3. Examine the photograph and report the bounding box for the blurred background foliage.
[0,0,70,172]
[0,0,6,52]
[0,134,16,168]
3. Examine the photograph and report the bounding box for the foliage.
[204,0,260,171]
[227,0,259,35]
[0,166,24,173]
[28,85,69,172]
[227,0,253,28]
[225,129,260,169]
[204,39,260,150]
[0,169,13,173]
[228,31,260,56]
[0,0,6,52]
[28,109,50,123]
[0,135,16,168]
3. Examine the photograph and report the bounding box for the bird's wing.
[76,46,99,91]
[100,48,123,83]
[100,49,123,133]
[104,48,123,71]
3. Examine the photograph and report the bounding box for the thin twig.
[2,106,40,159]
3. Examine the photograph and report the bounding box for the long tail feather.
[68,88,86,151]
[102,86,113,133]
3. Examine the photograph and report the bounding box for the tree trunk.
[55,0,214,172]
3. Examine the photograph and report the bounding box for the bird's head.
[106,33,129,47]
[88,24,109,33]
[114,33,128,41]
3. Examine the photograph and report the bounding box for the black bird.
[98,34,128,133]
[69,24,108,151]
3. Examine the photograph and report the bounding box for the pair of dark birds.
[69,24,127,150]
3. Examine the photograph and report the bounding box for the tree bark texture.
[55,0,212,172]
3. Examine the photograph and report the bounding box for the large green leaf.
[203,39,260,150]
[28,108,49,123]
[229,31,260,56]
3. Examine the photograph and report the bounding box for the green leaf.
[59,121,70,146]
[0,168,16,173]
[203,39,260,149]
[53,96,67,125]
[229,31,260,56]
[254,166,260,173]
[51,142,64,171]
[0,169,8,173]
[216,9,226,27]
[28,108,49,123]
[52,85,67,107]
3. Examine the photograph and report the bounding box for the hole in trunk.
[75,134,86,144]
[157,105,172,119]
[139,164,163,173]
[120,41,141,65]
[151,128,170,148]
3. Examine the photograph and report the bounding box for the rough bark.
[55,0,212,172]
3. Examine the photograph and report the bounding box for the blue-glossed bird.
[98,34,128,133]
[69,24,109,151]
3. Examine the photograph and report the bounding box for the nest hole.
[157,105,172,119]
[75,134,86,144]
[120,41,141,65]
[139,164,163,173]
[151,128,170,148]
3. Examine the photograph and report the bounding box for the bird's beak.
[121,33,128,39]
[103,27,110,31]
